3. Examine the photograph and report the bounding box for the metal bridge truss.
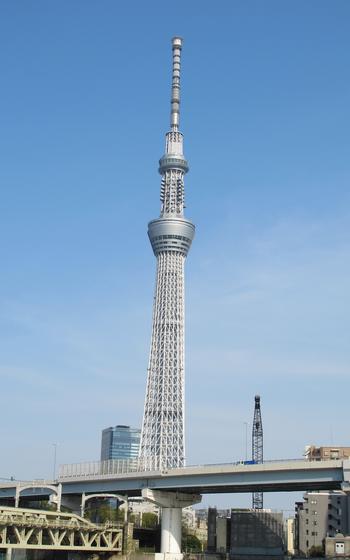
[0,505,123,553]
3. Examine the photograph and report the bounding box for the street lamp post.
[244,422,248,461]
[52,443,58,480]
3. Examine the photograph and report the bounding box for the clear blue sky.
[1,1,349,512]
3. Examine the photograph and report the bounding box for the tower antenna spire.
[170,36,182,131]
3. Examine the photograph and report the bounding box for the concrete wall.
[0,552,66,560]
[7,553,27,560]
[216,518,227,553]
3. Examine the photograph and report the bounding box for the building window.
[330,450,340,459]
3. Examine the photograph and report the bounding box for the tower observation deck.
[139,37,195,471]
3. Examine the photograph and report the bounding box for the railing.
[0,511,121,531]
[58,456,344,481]
[58,457,316,480]
[186,457,309,468]
[58,459,154,481]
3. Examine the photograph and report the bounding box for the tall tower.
[252,395,263,509]
[139,37,195,471]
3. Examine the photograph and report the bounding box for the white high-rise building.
[139,37,195,471]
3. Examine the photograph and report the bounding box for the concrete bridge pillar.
[160,507,182,555]
[142,488,201,560]
[342,460,350,493]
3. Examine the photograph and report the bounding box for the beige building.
[325,534,350,557]
[285,517,295,555]
[305,445,350,461]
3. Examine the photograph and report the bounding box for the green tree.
[182,533,202,552]
[141,512,158,528]
[85,501,124,523]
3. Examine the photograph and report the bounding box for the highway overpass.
[0,459,349,502]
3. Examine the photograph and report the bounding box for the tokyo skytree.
[139,37,195,471]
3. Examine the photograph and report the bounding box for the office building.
[207,508,231,553]
[295,491,350,556]
[100,425,140,461]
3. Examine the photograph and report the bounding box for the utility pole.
[52,443,58,481]
[244,422,248,461]
[252,395,263,509]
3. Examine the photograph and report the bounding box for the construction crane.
[252,394,263,509]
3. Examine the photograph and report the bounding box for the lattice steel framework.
[252,394,264,509]
[0,505,122,553]
[139,37,195,471]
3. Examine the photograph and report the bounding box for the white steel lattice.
[140,252,185,470]
[139,37,195,471]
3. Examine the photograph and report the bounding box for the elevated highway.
[1,459,349,502]
[58,458,350,495]
[1,459,349,560]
